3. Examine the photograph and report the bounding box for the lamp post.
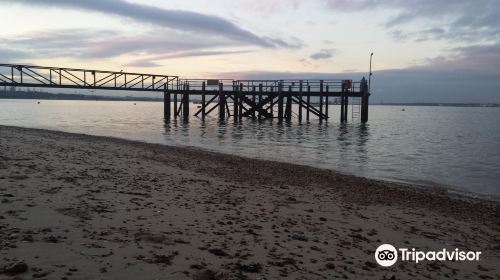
[368,52,374,93]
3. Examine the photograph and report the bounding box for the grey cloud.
[0,0,294,48]
[323,0,500,43]
[310,49,335,60]
[419,43,500,75]
[125,50,254,68]
[0,28,250,64]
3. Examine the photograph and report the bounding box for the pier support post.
[219,83,225,120]
[361,77,369,123]
[306,85,311,121]
[278,81,284,121]
[270,87,274,118]
[252,86,256,119]
[239,83,243,120]
[258,84,263,120]
[344,92,349,122]
[319,80,324,121]
[201,82,206,120]
[340,82,346,123]
[298,81,303,122]
[174,83,179,119]
[285,85,292,121]
[182,83,190,120]
[325,85,329,120]
[233,82,239,120]
[163,84,170,120]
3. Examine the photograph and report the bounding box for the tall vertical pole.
[369,52,374,93]
[219,83,225,120]
[201,82,206,120]
[164,83,170,120]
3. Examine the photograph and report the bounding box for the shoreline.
[3,124,500,203]
[3,120,499,205]
[1,125,499,279]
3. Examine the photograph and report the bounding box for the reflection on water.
[1,99,499,197]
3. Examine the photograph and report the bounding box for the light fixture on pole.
[369,52,374,93]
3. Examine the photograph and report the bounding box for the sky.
[0,0,499,102]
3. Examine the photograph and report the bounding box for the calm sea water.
[1,99,499,197]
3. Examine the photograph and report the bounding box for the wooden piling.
[252,86,256,119]
[319,80,324,120]
[340,83,345,123]
[219,83,225,120]
[183,83,189,120]
[307,85,311,121]
[270,86,274,118]
[285,85,292,120]
[344,93,349,122]
[239,83,243,119]
[233,82,239,120]
[174,83,178,118]
[201,82,206,120]
[163,83,170,119]
[258,84,263,120]
[361,77,369,123]
[278,81,284,121]
[298,81,303,122]
[325,85,329,119]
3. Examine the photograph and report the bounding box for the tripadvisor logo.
[375,244,482,267]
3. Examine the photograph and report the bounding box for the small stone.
[325,263,335,269]
[208,248,228,257]
[33,271,50,278]
[4,261,28,274]
[319,217,327,222]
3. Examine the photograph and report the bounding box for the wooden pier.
[0,64,370,123]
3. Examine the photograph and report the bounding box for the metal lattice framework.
[0,64,178,91]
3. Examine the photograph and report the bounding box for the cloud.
[419,43,500,75]
[0,0,299,48]
[0,28,255,67]
[124,50,254,68]
[310,49,335,60]
[323,0,500,43]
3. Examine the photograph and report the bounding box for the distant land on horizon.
[1,89,498,107]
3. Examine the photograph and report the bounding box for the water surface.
[1,99,499,197]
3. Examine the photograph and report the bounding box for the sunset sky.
[0,0,499,102]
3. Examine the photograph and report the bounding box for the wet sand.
[0,125,499,280]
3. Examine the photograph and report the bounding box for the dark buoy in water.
[402,108,405,111]
[37,101,40,104]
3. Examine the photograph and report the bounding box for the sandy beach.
[0,125,499,279]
